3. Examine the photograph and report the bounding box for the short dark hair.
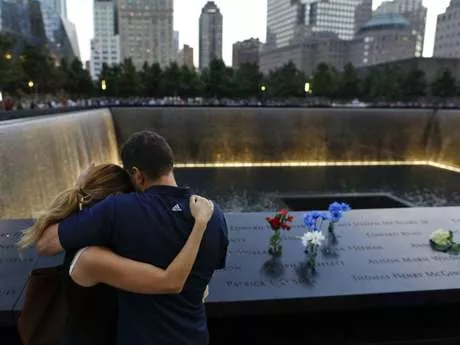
[121,130,174,180]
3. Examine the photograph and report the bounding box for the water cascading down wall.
[0,109,120,218]
[1,107,460,218]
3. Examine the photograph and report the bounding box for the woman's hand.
[189,195,214,225]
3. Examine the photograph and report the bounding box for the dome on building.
[359,13,411,33]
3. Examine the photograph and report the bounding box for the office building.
[232,38,261,68]
[308,0,371,40]
[261,32,352,75]
[262,0,373,73]
[265,0,304,50]
[375,0,426,58]
[199,1,223,69]
[177,44,194,69]
[434,0,460,58]
[118,0,174,69]
[352,13,418,67]
[90,0,120,79]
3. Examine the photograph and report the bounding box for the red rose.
[266,216,281,230]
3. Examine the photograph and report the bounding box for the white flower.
[301,231,326,247]
[430,229,452,247]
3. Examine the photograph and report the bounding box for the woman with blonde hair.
[18,163,214,345]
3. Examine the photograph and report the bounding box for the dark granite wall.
[111,107,439,164]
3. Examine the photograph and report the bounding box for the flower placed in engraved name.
[266,209,294,231]
[303,211,330,232]
[301,231,326,247]
[429,229,460,255]
[328,202,352,223]
[266,210,295,257]
[300,231,325,274]
[430,229,452,247]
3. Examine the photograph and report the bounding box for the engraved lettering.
[225,281,267,288]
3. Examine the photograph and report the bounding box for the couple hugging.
[18,130,229,345]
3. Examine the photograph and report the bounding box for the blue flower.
[303,211,330,232]
[328,202,351,223]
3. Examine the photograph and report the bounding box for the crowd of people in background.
[2,96,460,113]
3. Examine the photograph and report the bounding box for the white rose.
[430,229,452,247]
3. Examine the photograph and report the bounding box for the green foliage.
[0,32,457,102]
[401,68,426,99]
[267,61,306,98]
[431,69,457,98]
[312,63,339,98]
[336,63,360,100]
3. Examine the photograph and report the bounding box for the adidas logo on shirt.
[171,204,182,212]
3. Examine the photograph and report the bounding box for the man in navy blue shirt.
[37,130,229,345]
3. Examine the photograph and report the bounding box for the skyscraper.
[90,0,120,79]
[265,0,303,49]
[199,1,223,69]
[118,0,174,69]
[38,0,67,18]
[434,0,460,58]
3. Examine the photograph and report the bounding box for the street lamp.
[260,85,267,92]
[5,53,12,60]
[101,80,107,91]
[305,82,311,94]
[28,81,34,88]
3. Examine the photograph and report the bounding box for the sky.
[68,0,451,66]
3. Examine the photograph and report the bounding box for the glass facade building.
[308,0,366,40]
[0,0,78,60]
[266,0,373,50]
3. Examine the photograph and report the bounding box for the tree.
[178,65,203,98]
[337,63,360,100]
[401,67,426,99]
[0,34,25,94]
[431,69,456,98]
[267,61,306,98]
[139,62,162,97]
[202,59,234,99]
[311,63,338,98]
[118,59,140,97]
[161,62,181,97]
[21,44,58,94]
[233,63,263,98]
[99,63,122,97]
[63,58,94,97]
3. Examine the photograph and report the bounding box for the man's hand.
[36,224,64,256]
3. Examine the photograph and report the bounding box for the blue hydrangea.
[303,211,330,232]
[328,202,351,223]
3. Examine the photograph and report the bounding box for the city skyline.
[69,0,450,66]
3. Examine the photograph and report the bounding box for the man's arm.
[36,196,116,256]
